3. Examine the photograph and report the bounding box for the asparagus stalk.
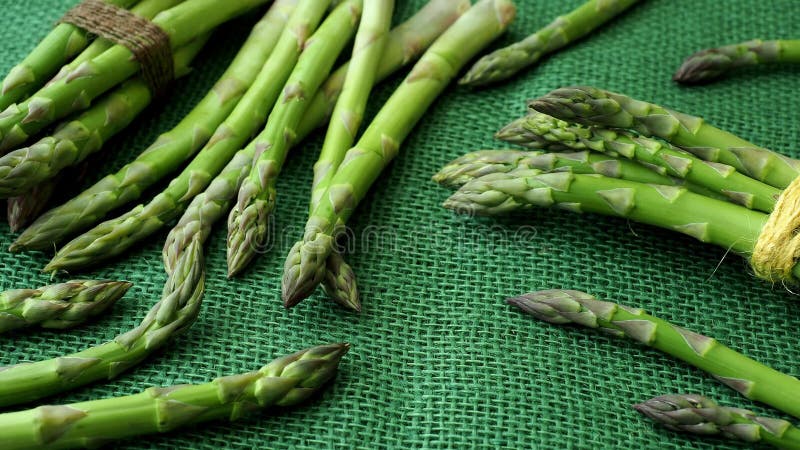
[282,0,517,307]
[0,237,205,407]
[460,0,640,87]
[0,343,349,450]
[323,250,361,312]
[635,394,800,450]
[529,86,800,189]
[0,0,270,152]
[0,0,139,111]
[0,280,131,333]
[42,0,331,273]
[675,39,800,84]
[507,289,800,419]
[161,0,466,272]
[11,0,298,252]
[226,0,363,276]
[497,112,781,212]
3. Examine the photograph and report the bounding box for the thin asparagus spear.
[528,86,800,189]
[282,0,516,307]
[0,237,204,407]
[11,0,298,251]
[43,0,331,273]
[0,343,349,450]
[226,0,363,276]
[635,394,800,450]
[323,250,361,312]
[675,39,800,84]
[0,0,138,111]
[162,0,466,272]
[507,289,800,419]
[460,0,640,87]
[0,280,131,333]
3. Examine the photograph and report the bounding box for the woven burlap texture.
[1,1,799,449]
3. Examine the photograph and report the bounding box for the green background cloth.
[1,0,799,448]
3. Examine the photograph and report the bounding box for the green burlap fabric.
[1,1,799,448]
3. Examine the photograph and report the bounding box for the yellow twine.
[751,176,800,282]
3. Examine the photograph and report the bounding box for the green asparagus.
[0,0,270,152]
[162,0,467,272]
[635,394,800,450]
[508,289,800,419]
[460,0,640,87]
[0,237,204,407]
[226,0,363,277]
[282,0,516,307]
[528,86,800,189]
[11,0,298,251]
[7,179,58,232]
[0,280,131,333]
[674,39,800,84]
[43,0,331,273]
[323,250,361,312]
[0,343,348,449]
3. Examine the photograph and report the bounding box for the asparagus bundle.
[0,343,349,449]
[675,39,800,84]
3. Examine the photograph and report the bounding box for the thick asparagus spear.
[0,343,349,450]
[635,394,800,450]
[0,0,270,152]
[675,39,800,84]
[11,0,298,252]
[529,86,800,189]
[282,0,517,307]
[508,289,800,419]
[460,0,640,87]
[0,280,131,333]
[162,0,467,272]
[0,0,138,111]
[497,112,781,212]
[226,0,363,276]
[43,0,331,273]
[0,237,204,407]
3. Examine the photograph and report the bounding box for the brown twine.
[60,0,174,97]
[751,176,800,282]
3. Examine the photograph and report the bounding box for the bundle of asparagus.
[675,39,800,84]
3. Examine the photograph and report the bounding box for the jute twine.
[60,0,174,97]
[751,176,800,282]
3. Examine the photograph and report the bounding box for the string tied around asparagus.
[751,175,800,282]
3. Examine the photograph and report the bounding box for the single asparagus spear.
[7,179,58,232]
[0,0,138,111]
[0,237,205,407]
[0,280,131,333]
[460,0,640,87]
[675,39,800,84]
[282,0,517,307]
[529,86,800,189]
[0,0,270,152]
[508,289,800,419]
[323,250,361,312]
[43,0,331,273]
[0,343,349,450]
[161,0,466,272]
[497,112,781,212]
[226,0,363,276]
[0,35,209,198]
[10,0,298,251]
[635,394,800,450]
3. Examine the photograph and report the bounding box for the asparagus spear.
[507,289,800,419]
[11,0,298,252]
[0,0,138,111]
[7,180,58,232]
[675,39,800,84]
[0,0,270,152]
[323,251,361,312]
[460,0,640,87]
[497,112,781,212]
[635,394,800,450]
[0,237,204,407]
[0,35,209,199]
[226,0,364,276]
[0,343,349,449]
[0,280,131,333]
[282,0,517,307]
[529,86,800,189]
[162,0,467,272]
[42,0,331,273]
